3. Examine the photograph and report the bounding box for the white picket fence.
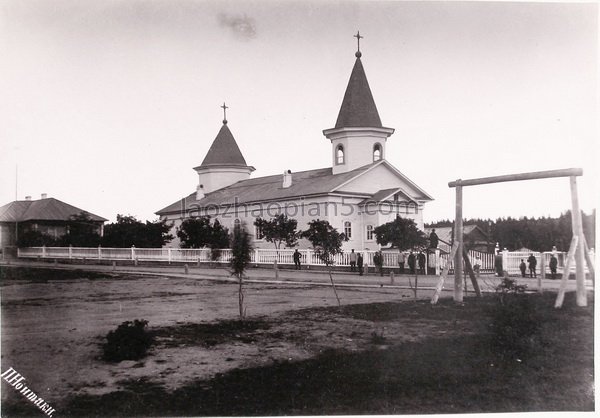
[18,246,495,274]
[501,250,593,276]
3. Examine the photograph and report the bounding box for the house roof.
[424,225,488,244]
[0,198,107,223]
[334,57,382,129]
[157,160,433,216]
[157,163,380,215]
[199,123,250,168]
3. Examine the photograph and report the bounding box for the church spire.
[200,104,248,167]
[194,104,255,194]
[324,33,394,175]
[334,32,382,129]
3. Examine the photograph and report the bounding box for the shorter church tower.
[193,104,255,196]
[323,32,394,175]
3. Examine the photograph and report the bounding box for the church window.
[344,221,352,238]
[336,145,345,165]
[373,143,382,162]
[366,225,374,241]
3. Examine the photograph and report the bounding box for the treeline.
[18,214,173,248]
[426,210,596,252]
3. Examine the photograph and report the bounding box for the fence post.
[98,245,102,259]
[168,248,172,264]
[502,248,508,275]
[435,249,440,275]
[69,245,73,259]
[42,246,47,258]
[539,252,545,293]
[131,245,135,260]
[306,249,311,269]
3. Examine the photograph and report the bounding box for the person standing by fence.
[293,249,301,270]
[527,253,537,278]
[417,251,426,274]
[519,259,527,277]
[495,251,503,277]
[398,251,405,274]
[357,253,364,276]
[408,251,416,274]
[373,251,384,276]
[349,249,357,272]
[473,255,481,275]
[549,254,558,280]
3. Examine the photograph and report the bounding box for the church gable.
[333,161,432,202]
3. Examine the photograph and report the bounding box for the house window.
[255,224,264,240]
[366,225,374,240]
[344,221,352,238]
[336,145,345,165]
[373,143,382,161]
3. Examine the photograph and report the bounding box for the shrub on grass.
[103,319,152,362]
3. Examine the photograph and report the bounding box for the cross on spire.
[354,31,363,57]
[221,102,229,124]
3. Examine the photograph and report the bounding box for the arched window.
[344,221,352,238]
[373,143,382,162]
[366,225,374,241]
[336,145,345,165]
[233,218,241,229]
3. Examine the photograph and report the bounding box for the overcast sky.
[1,0,597,224]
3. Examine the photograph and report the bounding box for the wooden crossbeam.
[448,168,583,188]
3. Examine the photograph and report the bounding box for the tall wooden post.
[570,176,587,306]
[454,184,463,303]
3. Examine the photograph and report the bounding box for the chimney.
[282,170,292,188]
[196,184,205,200]
[41,193,47,199]
[25,196,32,201]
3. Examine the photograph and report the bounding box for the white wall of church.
[160,193,426,251]
[337,164,410,195]
[195,167,252,194]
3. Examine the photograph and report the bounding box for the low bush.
[103,319,153,362]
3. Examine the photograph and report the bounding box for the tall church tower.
[193,104,255,197]
[323,32,394,175]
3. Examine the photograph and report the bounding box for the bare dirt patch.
[1,266,593,416]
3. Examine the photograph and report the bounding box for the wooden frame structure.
[431,168,594,307]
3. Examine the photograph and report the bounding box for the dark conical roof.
[200,123,248,167]
[335,57,382,129]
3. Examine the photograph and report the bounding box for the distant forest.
[425,210,596,252]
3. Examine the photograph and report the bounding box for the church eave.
[322,126,395,138]
[193,164,256,172]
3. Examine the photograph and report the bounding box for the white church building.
[157,38,433,250]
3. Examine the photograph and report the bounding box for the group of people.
[350,249,428,276]
[398,251,427,275]
[518,253,558,279]
[293,247,431,276]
